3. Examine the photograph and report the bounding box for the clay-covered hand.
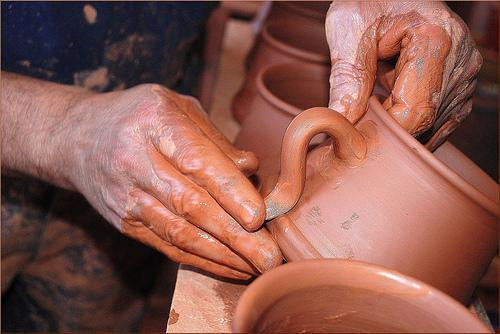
[64,84,282,279]
[325,1,482,143]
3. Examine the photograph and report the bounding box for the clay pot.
[232,260,491,333]
[234,62,329,190]
[232,19,329,123]
[262,97,499,304]
[266,1,330,27]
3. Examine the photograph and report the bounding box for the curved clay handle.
[264,107,367,220]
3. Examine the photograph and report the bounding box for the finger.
[435,48,481,129]
[153,110,265,231]
[129,189,258,275]
[326,3,378,123]
[122,220,252,280]
[140,148,283,273]
[424,98,472,151]
[176,95,259,174]
[380,22,452,135]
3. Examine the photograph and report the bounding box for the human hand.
[325,1,482,148]
[63,84,282,279]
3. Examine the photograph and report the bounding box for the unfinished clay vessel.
[232,19,329,123]
[233,260,491,333]
[266,1,330,27]
[262,97,499,304]
[234,62,329,189]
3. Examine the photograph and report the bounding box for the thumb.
[326,3,379,123]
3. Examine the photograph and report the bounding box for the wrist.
[46,89,97,191]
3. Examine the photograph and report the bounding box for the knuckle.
[469,49,483,75]
[222,219,244,244]
[327,2,357,22]
[166,221,189,246]
[169,185,204,217]
[176,146,207,175]
[135,83,168,96]
[131,83,177,113]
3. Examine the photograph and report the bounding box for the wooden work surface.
[166,264,493,333]
[166,264,247,333]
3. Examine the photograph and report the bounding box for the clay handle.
[264,107,367,220]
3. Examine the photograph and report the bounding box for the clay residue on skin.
[73,66,109,91]
[68,82,281,280]
[158,131,177,157]
[326,2,482,146]
[83,4,97,25]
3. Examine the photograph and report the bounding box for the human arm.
[1,72,283,279]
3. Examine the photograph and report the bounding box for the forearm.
[1,72,91,189]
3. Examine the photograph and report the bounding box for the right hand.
[62,83,282,279]
[325,1,482,148]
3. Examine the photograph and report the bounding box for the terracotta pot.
[266,1,330,27]
[232,260,491,333]
[262,97,499,304]
[232,19,329,123]
[234,62,329,191]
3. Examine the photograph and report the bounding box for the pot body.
[234,62,329,190]
[267,97,499,304]
[233,19,329,123]
[266,1,330,27]
[233,260,491,333]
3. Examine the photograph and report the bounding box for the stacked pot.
[232,1,331,192]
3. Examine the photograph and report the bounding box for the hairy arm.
[1,72,92,189]
[1,71,282,279]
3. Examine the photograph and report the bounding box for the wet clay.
[326,2,483,150]
[263,97,498,303]
[263,107,367,220]
[233,260,491,333]
[52,82,282,280]
[168,309,179,325]
[234,62,330,192]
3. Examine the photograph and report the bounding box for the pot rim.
[262,20,330,64]
[256,62,330,117]
[368,97,499,216]
[273,1,328,21]
[232,259,491,333]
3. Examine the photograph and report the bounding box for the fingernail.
[240,201,265,231]
[235,150,259,172]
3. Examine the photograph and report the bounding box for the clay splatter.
[83,4,97,25]
[168,308,179,325]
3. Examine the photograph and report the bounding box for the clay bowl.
[233,19,330,123]
[262,97,499,304]
[233,259,491,333]
[234,62,329,191]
